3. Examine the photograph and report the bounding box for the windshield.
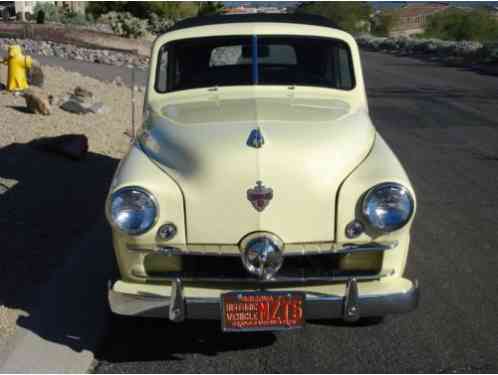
[155,35,355,93]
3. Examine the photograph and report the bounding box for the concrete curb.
[0,219,114,373]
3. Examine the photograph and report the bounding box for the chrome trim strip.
[285,241,398,256]
[126,241,398,257]
[108,278,420,320]
[130,269,395,284]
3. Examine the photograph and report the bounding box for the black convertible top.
[167,13,340,33]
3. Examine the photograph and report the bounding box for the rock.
[112,76,124,86]
[30,134,89,160]
[60,97,107,115]
[23,88,51,115]
[0,177,18,195]
[74,86,93,99]
[29,64,45,88]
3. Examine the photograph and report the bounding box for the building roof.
[396,3,448,18]
[167,13,339,33]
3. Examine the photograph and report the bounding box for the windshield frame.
[154,34,356,94]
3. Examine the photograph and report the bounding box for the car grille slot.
[144,252,383,281]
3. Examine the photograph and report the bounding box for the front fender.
[336,134,416,276]
[107,144,186,281]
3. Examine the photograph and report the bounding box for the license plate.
[221,291,305,332]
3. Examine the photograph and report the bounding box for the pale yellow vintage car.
[106,14,419,331]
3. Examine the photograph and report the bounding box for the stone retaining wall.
[356,34,498,65]
[0,22,151,56]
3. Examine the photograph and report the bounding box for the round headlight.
[362,183,414,232]
[107,187,158,235]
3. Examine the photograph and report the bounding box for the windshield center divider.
[252,34,259,85]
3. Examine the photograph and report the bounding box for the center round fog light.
[242,236,283,280]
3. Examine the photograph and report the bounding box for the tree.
[372,12,399,37]
[33,2,60,23]
[422,8,498,42]
[86,1,199,21]
[198,2,224,16]
[295,2,373,33]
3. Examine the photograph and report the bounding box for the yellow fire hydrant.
[1,45,32,92]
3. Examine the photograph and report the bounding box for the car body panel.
[140,93,375,244]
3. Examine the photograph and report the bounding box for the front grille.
[144,252,383,281]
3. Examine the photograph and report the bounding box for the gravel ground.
[0,64,142,153]
[0,63,143,346]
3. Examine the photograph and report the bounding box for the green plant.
[33,2,60,23]
[87,1,199,21]
[36,9,45,24]
[197,2,224,16]
[147,12,174,34]
[421,9,498,42]
[60,8,89,25]
[295,2,373,33]
[372,12,399,37]
[104,12,148,38]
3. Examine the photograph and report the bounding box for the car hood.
[140,92,375,244]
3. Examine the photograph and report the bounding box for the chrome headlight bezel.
[106,186,159,236]
[361,182,414,233]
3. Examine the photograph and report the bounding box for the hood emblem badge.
[247,128,265,148]
[247,181,273,212]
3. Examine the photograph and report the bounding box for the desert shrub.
[36,9,45,24]
[87,2,199,21]
[197,2,224,16]
[147,12,174,34]
[103,12,148,38]
[60,8,89,25]
[482,43,498,61]
[33,2,60,22]
[372,13,400,37]
[422,9,498,42]
[295,2,372,33]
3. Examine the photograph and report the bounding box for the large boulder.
[23,88,51,115]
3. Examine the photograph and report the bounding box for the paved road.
[91,51,498,373]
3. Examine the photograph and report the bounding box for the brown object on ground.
[112,76,124,87]
[23,88,51,115]
[74,86,93,98]
[29,64,45,88]
[30,134,89,160]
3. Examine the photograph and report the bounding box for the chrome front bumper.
[108,278,419,322]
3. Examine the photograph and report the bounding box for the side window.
[156,47,168,93]
[337,45,353,90]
